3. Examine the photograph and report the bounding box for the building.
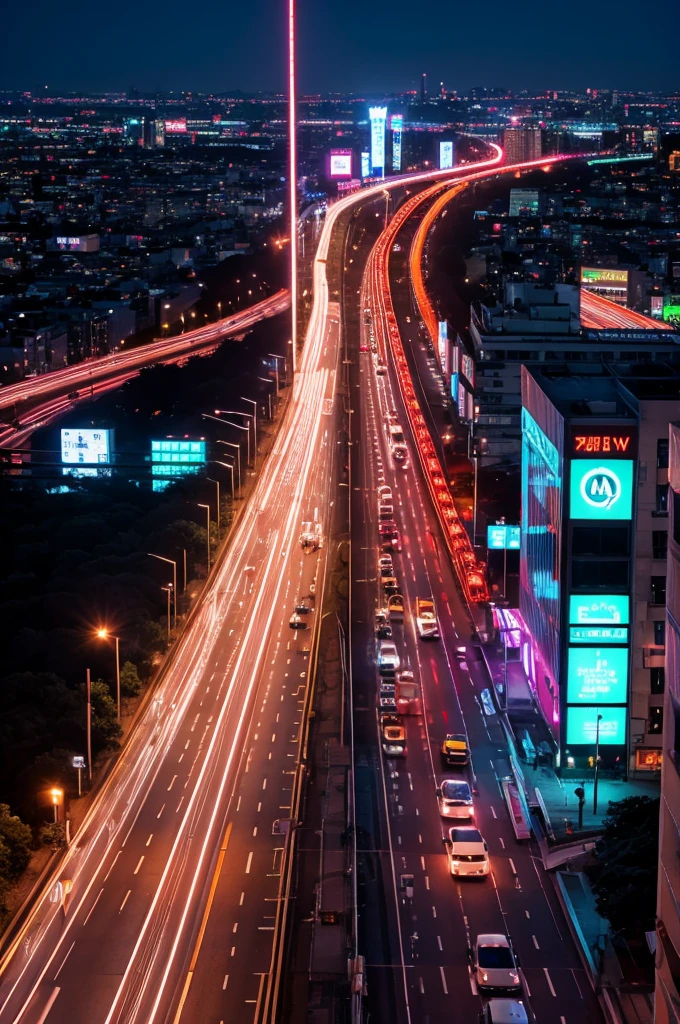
[520,368,675,776]
[509,189,541,217]
[503,126,543,164]
[656,421,680,1022]
[368,107,387,178]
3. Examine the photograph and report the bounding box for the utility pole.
[86,669,92,784]
[593,713,603,816]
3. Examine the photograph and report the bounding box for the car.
[388,593,404,619]
[379,682,396,697]
[440,733,470,768]
[294,599,311,614]
[375,619,393,640]
[289,613,308,630]
[378,556,393,571]
[376,363,387,375]
[381,714,406,757]
[378,521,398,538]
[454,645,467,660]
[472,935,521,993]
[445,827,490,877]
[377,641,400,673]
[437,779,474,819]
[381,577,400,595]
[378,504,394,520]
[481,1000,529,1024]
[379,565,395,578]
[377,485,393,502]
[381,534,402,554]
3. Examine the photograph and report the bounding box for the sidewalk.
[480,638,660,838]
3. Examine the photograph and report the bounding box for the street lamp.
[213,460,235,501]
[207,477,220,529]
[198,503,211,571]
[257,377,274,419]
[216,440,241,491]
[593,713,603,816]
[51,788,63,824]
[147,554,177,626]
[240,397,257,451]
[161,585,172,639]
[96,628,121,723]
[269,353,286,392]
[205,411,252,465]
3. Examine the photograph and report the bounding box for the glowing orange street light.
[96,628,121,723]
[51,788,63,823]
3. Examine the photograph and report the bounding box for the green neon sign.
[567,646,628,704]
[570,459,633,520]
[569,594,629,625]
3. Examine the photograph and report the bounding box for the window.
[656,484,669,515]
[572,560,629,588]
[652,530,668,561]
[658,438,670,470]
[648,706,664,735]
[654,620,666,647]
[651,667,666,695]
[571,526,630,557]
[651,575,667,605]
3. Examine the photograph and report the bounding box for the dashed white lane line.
[437,935,443,951]
[222,975,229,990]
[233,922,238,933]
[418,977,425,995]
[509,859,517,875]
[499,837,505,849]
[262,778,267,790]
[133,856,144,875]
[245,852,253,874]
[167,775,177,791]
[439,966,448,994]
[239,892,245,906]
[156,804,165,819]
[230,946,236,957]
[82,888,104,927]
[103,850,121,883]
[544,968,557,997]
[253,827,258,837]
[54,941,75,980]
[424,876,430,890]
[532,935,540,949]
[119,890,131,913]
[490,805,497,818]
[145,834,153,847]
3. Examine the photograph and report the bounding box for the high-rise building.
[503,126,543,164]
[390,115,403,173]
[368,107,387,179]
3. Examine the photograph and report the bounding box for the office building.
[368,107,387,179]
[503,126,543,164]
[656,421,680,1022]
[509,188,541,217]
[520,368,675,775]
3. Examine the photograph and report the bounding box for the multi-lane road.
[346,173,604,1024]
[0,290,290,448]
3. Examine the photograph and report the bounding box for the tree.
[88,681,123,753]
[0,804,33,877]
[586,796,659,937]
[120,661,142,698]
[39,823,66,850]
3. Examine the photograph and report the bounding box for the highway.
[0,289,290,448]
[580,287,674,331]
[347,166,605,1023]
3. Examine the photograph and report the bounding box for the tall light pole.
[198,502,211,571]
[207,477,220,529]
[216,440,241,491]
[96,629,121,723]
[86,668,92,784]
[51,788,63,824]
[214,460,235,501]
[257,377,274,419]
[269,353,286,391]
[161,585,172,639]
[148,554,177,628]
[288,0,297,375]
[213,410,254,465]
[593,712,603,816]
[240,397,257,452]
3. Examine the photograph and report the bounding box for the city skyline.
[2,0,678,96]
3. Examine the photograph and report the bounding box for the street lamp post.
[207,477,220,530]
[216,440,241,491]
[241,397,257,452]
[51,788,63,823]
[269,353,286,391]
[257,377,274,419]
[214,411,254,465]
[161,585,172,639]
[593,713,603,816]
[86,668,92,784]
[148,554,177,628]
[214,460,235,501]
[198,503,211,571]
[96,629,121,723]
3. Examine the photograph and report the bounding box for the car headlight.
[481,972,488,982]
[510,972,519,985]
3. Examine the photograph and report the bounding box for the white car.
[377,485,393,502]
[473,935,521,992]
[437,780,474,819]
[446,827,489,877]
[377,641,400,673]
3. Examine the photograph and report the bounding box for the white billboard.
[369,107,387,178]
[329,150,352,178]
[439,140,454,170]
[61,428,112,465]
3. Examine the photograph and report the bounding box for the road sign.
[487,524,520,550]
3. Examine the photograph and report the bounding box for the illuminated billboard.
[580,267,629,286]
[61,428,112,465]
[571,429,635,457]
[437,320,448,374]
[369,107,387,178]
[439,140,454,170]
[487,525,521,550]
[390,115,403,172]
[567,646,628,704]
[569,594,629,625]
[151,439,206,467]
[663,302,680,324]
[165,119,187,134]
[566,706,627,746]
[329,150,352,179]
[569,459,633,520]
[361,152,370,179]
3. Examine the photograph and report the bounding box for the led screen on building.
[580,267,629,286]
[439,140,453,170]
[361,152,370,179]
[390,115,403,172]
[61,428,112,465]
[488,525,521,550]
[369,107,387,178]
[437,320,448,374]
[568,594,629,625]
[567,646,628,704]
[151,439,206,466]
[566,706,627,745]
[329,150,352,178]
[569,459,634,520]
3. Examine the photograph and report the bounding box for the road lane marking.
[133,856,144,875]
[119,890,131,913]
[439,966,448,994]
[36,987,60,1024]
[432,906,437,918]
[499,837,505,849]
[171,823,233,1024]
[82,888,104,927]
[490,806,497,818]
[257,802,262,812]
[231,947,236,957]
[262,778,267,790]
[532,935,540,949]
[233,923,238,933]
[239,892,245,906]
[222,976,229,990]
[103,850,121,883]
[509,858,517,875]
[424,876,430,890]
[245,851,253,874]
[176,797,184,813]
[544,968,557,997]
[157,804,165,819]
[253,827,258,837]
[437,935,443,951]
[146,834,153,847]
[167,775,177,791]
[526,910,531,918]
[54,942,75,980]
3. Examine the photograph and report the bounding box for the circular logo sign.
[579,466,621,510]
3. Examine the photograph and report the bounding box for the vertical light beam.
[288,0,297,374]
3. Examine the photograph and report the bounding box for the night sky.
[3,0,677,95]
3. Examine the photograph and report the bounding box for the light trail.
[580,288,674,331]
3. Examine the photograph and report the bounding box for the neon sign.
[569,459,633,520]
